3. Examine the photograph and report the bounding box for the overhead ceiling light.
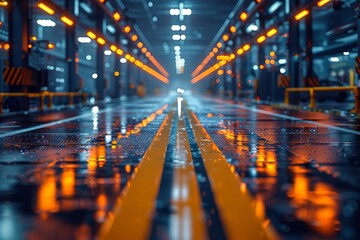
[78,37,91,43]
[107,25,116,34]
[37,19,56,27]
[174,46,180,51]
[180,34,186,40]
[246,23,258,33]
[152,16,158,22]
[86,55,92,60]
[180,25,186,31]
[104,50,112,55]
[172,34,181,40]
[268,1,282,14]
[170,9,180,15]
[120,58,127,63]
[329,57,340,62]
[148,1,153,7]
[79,2,92,14]
[171,25,181,31]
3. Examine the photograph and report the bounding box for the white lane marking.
[234,104,360,136]
[0,108,112,139]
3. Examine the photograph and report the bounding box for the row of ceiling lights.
[169,3,192,74]
[191,0,333,83]
[36,1,169,83]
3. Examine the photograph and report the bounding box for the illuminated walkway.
[1,93,360,239]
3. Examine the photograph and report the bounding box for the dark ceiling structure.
[120,0,238,81]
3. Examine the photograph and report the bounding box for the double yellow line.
[98,104,278,240]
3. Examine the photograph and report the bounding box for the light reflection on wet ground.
[187,96,360,239]
[0,97,169,239]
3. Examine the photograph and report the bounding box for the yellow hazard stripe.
[187,110,279,240]
[98,112,174,240]
[169,116,208,240]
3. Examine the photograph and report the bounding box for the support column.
[96,10,105,100]
[8,0,29,110]
[305,10,314,79]
[113,33,120,99]
[258,10,266,100]
[66,0,77,92]
[289,0,300,103]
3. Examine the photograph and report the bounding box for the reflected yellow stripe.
[98,112,174,240]
[187,110,279,240]
[169,117,208,240]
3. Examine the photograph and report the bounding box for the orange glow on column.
[217,42,223,48]
[317,0,331,7]
[141,47,147,53]
[294,9,310,21]
[240,12,248,21]
[0,1,8,7]
[212,47,218,53]
[60,16,74,26]
[37,2,55,15]
[230,26,237,33]
[256,35,266,43]
[47,43,55,49]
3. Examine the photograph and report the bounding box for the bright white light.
[104,50,112,55]
[152,16,158,22]
[92,106,99,114]
[170,8,180,15]
[246,23,258,32]
[171,25,181,31]
[37,19,56,27]
[177,97,183,117]
[180,34,186,40]
[86,55,92,60]
[172,35,181,40]
[92,73,98,79]
[175,50,181,55]
[253,65,259,70]
[278,59,287,64]
[280,68,286,74]
[175,55,181,60]
[120,58,127,63]
[148,1,153,7]
[343,52,350,56]
[174,46,180,51]
[329,57,340,62]
[182,9,192,15]
[180,25,186,31]
[78,37,91,43]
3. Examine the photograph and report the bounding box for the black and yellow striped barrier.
[355,57,360,74]
[285,86,360,112]
[277,74,290,88]
[3,67,33,86]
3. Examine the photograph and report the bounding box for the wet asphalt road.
[1,93,360,239]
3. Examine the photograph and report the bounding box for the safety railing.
[0,92,92,114]
[284,86,360,113]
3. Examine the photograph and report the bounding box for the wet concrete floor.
[1,93,360,239]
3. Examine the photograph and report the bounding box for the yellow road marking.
[187,110,279,240]
[98,112,174,240]
[169,116,208,240]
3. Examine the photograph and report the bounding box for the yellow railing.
[0,92,91,114]
[284,86,360,113]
